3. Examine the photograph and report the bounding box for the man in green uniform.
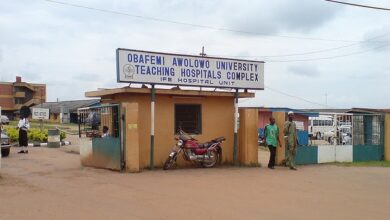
[284,111,299,170]
[264,117,281,169]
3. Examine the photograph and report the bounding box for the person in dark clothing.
[17,106,31,154]
[264,117,281,169]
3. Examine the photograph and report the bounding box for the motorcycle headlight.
[177,140,183,146]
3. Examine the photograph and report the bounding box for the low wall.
[80,137,122,170]
[318,145,353,163]
[353,145,383,162]
[292,144,382,165]
[295,146,318,165]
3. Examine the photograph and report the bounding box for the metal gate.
[78,104,124,171]
[309,113,353,145]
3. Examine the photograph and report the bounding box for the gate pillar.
[123,102,140,172]
[238,108,259,166]
[384,114,390,161]
[273,112,286,165]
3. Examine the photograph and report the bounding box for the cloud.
[73,73,101,82]
[360,26,390,51]
[288,65,320,77]
[225,0,343,35]
[0,0,390,109]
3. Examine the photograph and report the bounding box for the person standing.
[284,111,299,170]
[17,106,31,154]
[264,117,281,169]
[102,126,110,138]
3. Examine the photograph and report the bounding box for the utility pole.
[199,46,207,57]
[40,87,43,132]
[199,46,206,91]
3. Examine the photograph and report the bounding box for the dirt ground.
[1,146,390,220]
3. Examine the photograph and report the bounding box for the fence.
[296,113,385,165]
[78,104,123,171]
[308,113,353,146]
[78,105,120,138]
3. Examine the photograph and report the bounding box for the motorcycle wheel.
[202,151,219,168]
[163,156,176,170]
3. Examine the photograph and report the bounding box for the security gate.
[78,104,124,171]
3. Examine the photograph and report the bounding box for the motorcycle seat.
[212,137,226,142]
[199,142,212,148]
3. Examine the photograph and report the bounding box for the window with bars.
[175,104,202,134]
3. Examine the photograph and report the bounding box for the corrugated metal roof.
[240,107,319,117]
[32,99,100,114]
[347,108,390,114]
[299,108,351,113]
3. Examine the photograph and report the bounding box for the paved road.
[1,147,390,220]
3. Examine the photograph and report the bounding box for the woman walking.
[18,106,31,154]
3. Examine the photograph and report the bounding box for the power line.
[325,0,390,11]
[45,0,378,43]
[265,86,333,108]
[262,42,390,62]
[210,32,390,58]
[238,86,334,108]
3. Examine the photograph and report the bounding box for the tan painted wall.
[384,114,390,161]
[238,109,259,166]
[110,93,235,169]
[273,112,286,165]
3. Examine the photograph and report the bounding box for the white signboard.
[116,49,264,90]
[32,108,49,120]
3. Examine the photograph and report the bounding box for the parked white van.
[309,115,335,139]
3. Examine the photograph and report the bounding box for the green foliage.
[28,128,48,142]
[60,131,66,141]
[5,128,48,143]
[4,127,66,143]
[5,127,19,142]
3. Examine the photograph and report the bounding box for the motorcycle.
[163,129,225,170]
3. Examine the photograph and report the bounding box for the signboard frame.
[116,48,265,90]
[32,108,50,120]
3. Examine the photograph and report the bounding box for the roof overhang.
[86,87,255,99]
[240,106,319,117]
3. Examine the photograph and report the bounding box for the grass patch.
[336,161,390,167]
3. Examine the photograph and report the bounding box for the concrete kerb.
[24,141,72,147]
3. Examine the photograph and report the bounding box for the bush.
[5,127,19,142]
[28,128,48,142]
[60,131,66,141]
[4,128,66,143]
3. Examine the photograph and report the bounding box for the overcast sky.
[1,0,389,109]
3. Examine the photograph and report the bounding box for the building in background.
[34,99,100,123]
[241,107,319,146]
[0,76,46,119]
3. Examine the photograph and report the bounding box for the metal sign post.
[233,89,239,165]
[150,84,156,169]
[32,108,49,132]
